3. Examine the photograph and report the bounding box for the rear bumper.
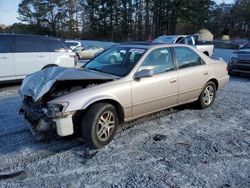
[218,75,230,89]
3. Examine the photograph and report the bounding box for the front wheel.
[197,81,216,109]
[80,103,118,149]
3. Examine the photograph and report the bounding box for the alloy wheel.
[203,85,215,105]
[96,111,115,141]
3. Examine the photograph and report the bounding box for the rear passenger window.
[43,39,69,52]
[173,47,205,69]
[0,36,13,53]
[15,36,47,52]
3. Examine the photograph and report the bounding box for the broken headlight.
[45,102,69,117]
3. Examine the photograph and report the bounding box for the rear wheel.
[197,81,216,109]
[80,103,118,148]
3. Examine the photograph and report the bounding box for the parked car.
[65,40,81,50]
[0,34,76,83]
[153,35,187,44]
[230,39,248,49]
[19,43,229,148]
[153,35,214,57]
[73,45,104,59]
[228,41,250,76]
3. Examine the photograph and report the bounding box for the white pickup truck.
[153,35,214,57]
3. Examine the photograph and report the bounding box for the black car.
[228,41,250,76]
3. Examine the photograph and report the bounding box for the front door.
[131,47,178,117]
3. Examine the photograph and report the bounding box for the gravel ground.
[0,52,250,187]
[0,77,249,188]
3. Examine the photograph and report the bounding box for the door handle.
[38,55,45,58]
[170,79,177,83]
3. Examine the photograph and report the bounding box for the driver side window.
[140,48,174,74]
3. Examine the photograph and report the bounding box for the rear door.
[14,35,49,78]
[173,47,209,104]
[0,35,15,81]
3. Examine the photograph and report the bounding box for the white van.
[0,34,76,83]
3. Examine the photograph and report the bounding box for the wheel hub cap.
[203,85,214,105]
[97,111,115,141]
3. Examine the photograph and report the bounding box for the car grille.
[237,60,250,71]
[22,96,45,123]
[238,54,250,61]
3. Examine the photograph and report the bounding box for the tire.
[108,55,117,64]
[197,81,216,109]
[80,103,118,149]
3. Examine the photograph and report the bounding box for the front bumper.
[20,99,75,140]
[54,114,74,136]
[228,62,250,75]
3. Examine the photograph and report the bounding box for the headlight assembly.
[45,102,69,117]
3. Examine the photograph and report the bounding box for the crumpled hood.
[19,66,117,102]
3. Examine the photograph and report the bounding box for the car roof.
[0,33,63,40]
[155,35,187,38]
[65,40,81,43]
[113,41,184,49]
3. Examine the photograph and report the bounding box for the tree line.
[1,0,250,41]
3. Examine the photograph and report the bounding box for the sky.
[0,0,20,25]
[0,0,235,26]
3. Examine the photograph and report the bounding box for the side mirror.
[134,69,153,80]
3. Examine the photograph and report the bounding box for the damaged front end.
[19,66,117,140]
[19,96,58,140]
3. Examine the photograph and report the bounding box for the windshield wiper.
[86,67,121,77]
[86,67,103,72]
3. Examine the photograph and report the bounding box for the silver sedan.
[20,43,229,148]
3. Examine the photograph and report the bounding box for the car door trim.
[132,92,178,107]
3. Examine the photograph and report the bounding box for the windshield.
[153,36,175,44]
[84,47,146,77]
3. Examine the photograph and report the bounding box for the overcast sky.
[0,0,235,26]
